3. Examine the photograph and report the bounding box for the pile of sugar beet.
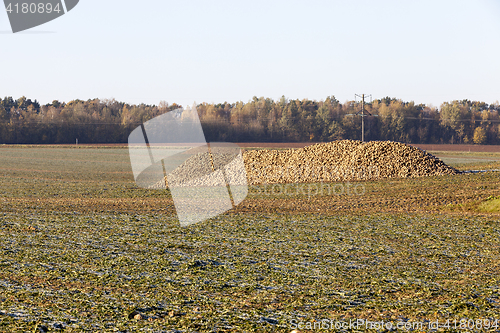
[162,140,460,187]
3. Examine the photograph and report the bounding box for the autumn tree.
[0,95,499,144]
[473,127,487,144]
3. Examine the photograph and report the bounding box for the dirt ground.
[3,142,500,152]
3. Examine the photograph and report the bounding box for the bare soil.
[2,142,499,152]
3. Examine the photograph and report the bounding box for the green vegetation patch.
[0,212,500,332]
[1,147,500,331]
[479,196,500,213]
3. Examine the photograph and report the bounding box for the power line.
[355,94,372,142]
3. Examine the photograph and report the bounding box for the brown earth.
[2,142,499,152]
[2,171,497,216]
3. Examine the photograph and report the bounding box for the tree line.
[0,95,499,144]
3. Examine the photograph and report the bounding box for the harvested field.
[1,212,500,332]
[414,143,500,153]
[0,145,499,332]
[4,142,499,153]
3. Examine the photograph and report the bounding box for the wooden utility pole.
[355,94,372,142]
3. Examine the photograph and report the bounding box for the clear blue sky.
[1,0,499,108]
